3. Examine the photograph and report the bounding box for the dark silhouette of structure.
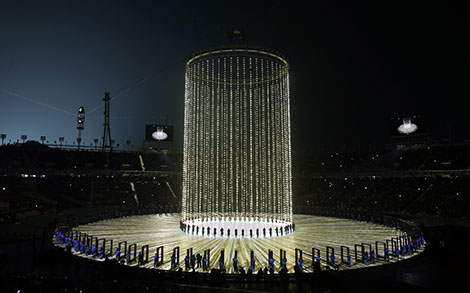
[101,92,113,152]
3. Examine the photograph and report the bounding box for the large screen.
[145,125,174,142]
[390,115,427,136]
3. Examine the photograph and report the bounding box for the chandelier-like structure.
[182,48,293,238]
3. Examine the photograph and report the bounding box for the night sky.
[0,1,467,153]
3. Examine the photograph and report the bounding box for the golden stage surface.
[69,214,418,273]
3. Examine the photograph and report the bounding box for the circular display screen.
[152,131,168,141]
[397,123,418,134]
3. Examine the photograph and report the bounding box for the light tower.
[182,48,293,237]
[101,92,113,152]
[77,106,85,150]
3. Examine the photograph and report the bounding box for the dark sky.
[0,0,467,152]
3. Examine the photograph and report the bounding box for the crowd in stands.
[0,141,180,173]
[293,144,470,219]
[294,144,470,174]
[294,175,469,218]
[0,174,180,224]
[0,143,181,225]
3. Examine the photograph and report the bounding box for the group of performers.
[179,219,295,238]
[55,227,105,259]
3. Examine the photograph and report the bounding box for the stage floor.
[68,214,418,273]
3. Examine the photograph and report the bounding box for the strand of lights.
[195,61,200,219]
[274,63,281,220]
[264,57,269,220]
[200,60,205,219]
[190,65,195,219]
[193,62,200,219]
[242,56,247,221]
[254,57,260,220]
[249,57,254,220]
[229,56,233,220]
[206,59,211,219]
[209,58,214,219]
[215,57,221,218]
[277,62,286,221]
[266,58,273,220]
[189,63,195,219]
[286,72,293,221]
[182,70,188,220]
[281,63,289,221]
[272,61,278,220]
[261,57,267,220]
[280,62,286,221]
[235,56,240,221]
[276,63,285,221]
[267,60,273,220]
[222,57,227,220]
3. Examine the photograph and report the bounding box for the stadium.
[1,2,468,292]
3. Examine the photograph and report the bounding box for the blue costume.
[269,257,275,271]
[233,256,238,272]
[298,257,303,271]
[219,257,224,270]
[202,256,207,271]
[115,248,120,261]
[185,255,190,270]
[154,252,159,267]
[281,257,287,270]
[202,257,207,271]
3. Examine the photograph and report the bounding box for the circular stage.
[64,214,421,274]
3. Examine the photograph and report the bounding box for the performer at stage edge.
[154,250,159,267]
[281,256,287,270]
[126,250,131,264]
[202,255,208,271]
[298,256,303,271]
[233,255,239,272]
[219,255,224,270]
[269,255,275,271]
[115,248,120,262]
[197,253,202,268]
